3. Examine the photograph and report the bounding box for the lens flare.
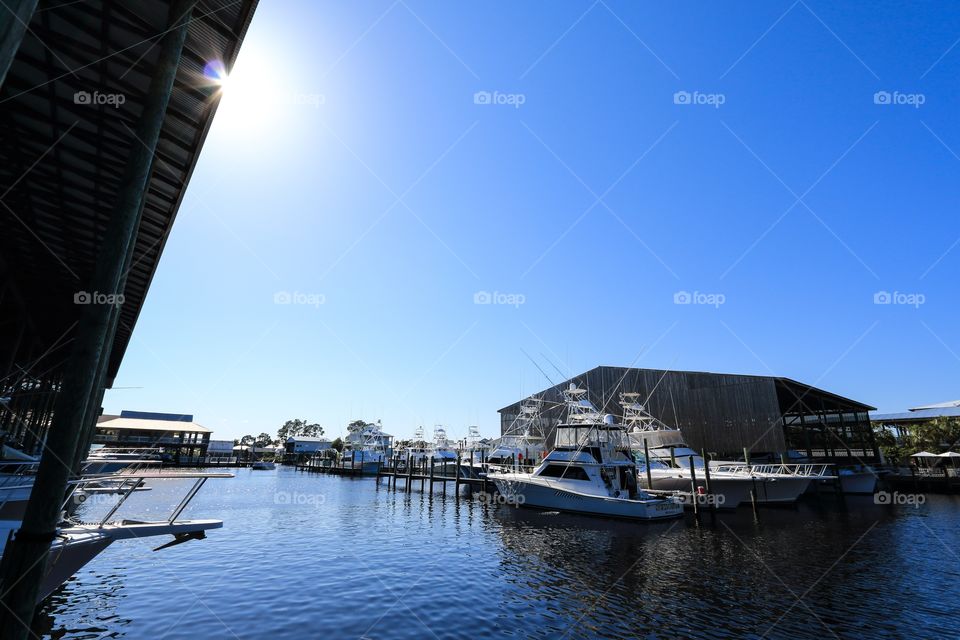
[203,60,229,88]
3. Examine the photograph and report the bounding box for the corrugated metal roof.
[910,400,960,411]
[97,415,211,433]
[871,407,960,422]
[0,0,259,385]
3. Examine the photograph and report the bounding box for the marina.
[1,1,959,638]
[29,467,960,639]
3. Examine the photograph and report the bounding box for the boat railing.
[63,472,233,527]
[712,462,835,477]
[0,460,40,486]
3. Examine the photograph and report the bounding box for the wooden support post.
[643,438,653,491]
[0,2,198,634]
[429,457,434,493]
[688,456,699,519]
[406,453,412,492]
[0,0,38,88]
[701,449,716,515]
[455,454,461,493]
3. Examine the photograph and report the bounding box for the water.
[34,468,960,639]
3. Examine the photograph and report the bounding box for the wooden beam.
[0,2,197,636]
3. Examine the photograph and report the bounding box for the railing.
[711,462,835,477]
[63,472,233,527]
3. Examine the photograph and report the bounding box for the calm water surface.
[35,467,960,639]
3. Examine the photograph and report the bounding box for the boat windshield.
[554,425,629,450]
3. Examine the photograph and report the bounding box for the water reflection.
[35,469,960,639]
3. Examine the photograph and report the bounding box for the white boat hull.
[748,476,811,504]
[491,475,683,520]
[641,472,753,509]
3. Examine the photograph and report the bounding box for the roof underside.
[0,0,258,386]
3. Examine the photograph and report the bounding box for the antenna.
[521,348,557,388]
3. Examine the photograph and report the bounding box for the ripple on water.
[35,470,960,639]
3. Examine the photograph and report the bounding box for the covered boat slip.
[499,366,879,462]
[0,0,258,635]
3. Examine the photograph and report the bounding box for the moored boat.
[489,385,683,521]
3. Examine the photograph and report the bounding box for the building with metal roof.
[499,366,878,460]
[95,410,212,459]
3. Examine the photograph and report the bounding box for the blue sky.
[103,1,960,442]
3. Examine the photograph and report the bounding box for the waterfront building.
[870,400,960,442]
[206,440,237,463]
[500,366,878,461]
[95,410,211,462]
[285,436,333,456]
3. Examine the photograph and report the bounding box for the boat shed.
[499,366,878,461]
[95,410,211,459]
[0,0,259,627]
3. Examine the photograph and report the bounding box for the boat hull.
[641,472,752,509]
[491,476,682,521]
[838,471,878,494]
[749,476,811,504]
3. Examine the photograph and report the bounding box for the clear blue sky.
[103,1,960,442]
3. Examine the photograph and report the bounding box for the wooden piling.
[701,449,716,515]
[643,438,653,491]
[0,3,197,634]
[688,456,700,518]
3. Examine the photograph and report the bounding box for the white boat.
[251,460,275,470]
[622,395,810,505]
[339,420,392,475]
[488,385,683,521]
[0,471,229,603]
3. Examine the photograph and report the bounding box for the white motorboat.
[250,460,276,470]
[0,471,229,603]
[489,385,683,521]
[622,394,810,505]
[339,420,392,475]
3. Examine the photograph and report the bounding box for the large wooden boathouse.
[500,366,878,461]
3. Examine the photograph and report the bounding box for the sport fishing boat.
[0,471,229,603]
[487,396,547,470]
[622,394,811,505]
[339,420,393,475]
[488,385,683,521]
